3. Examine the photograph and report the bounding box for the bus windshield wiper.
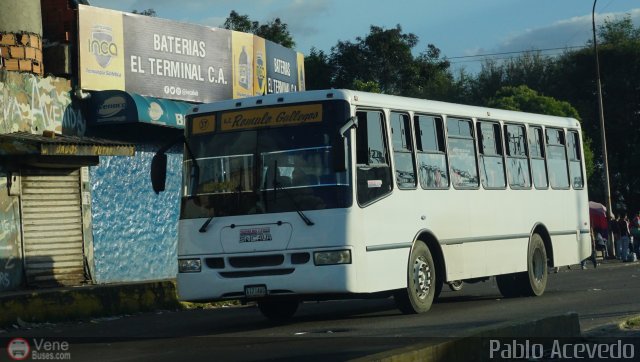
[273,180,314,226]
[199,214,214,233]
[200,178,244,233]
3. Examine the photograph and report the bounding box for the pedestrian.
[618,214,631,261]
[632,212,640,258]
[581,228,598,269]
[609,214,621,258]
[594,227,609,260]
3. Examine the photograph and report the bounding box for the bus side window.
[390,112,416,189]
[528,126,548,189]
[504,124,531,189]
[567,131,584,189]
[355,110,393,205]
[447,118,479,188]
[414,114,448,189]
[477,121,506,189]
[546,128,570,189]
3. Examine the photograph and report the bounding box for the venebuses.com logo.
[6,337,71,361]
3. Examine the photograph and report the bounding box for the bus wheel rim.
[532,248,545,283]
[413,255,431,299]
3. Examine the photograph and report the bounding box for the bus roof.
[190,89,581,129]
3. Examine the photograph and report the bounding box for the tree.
[488,85,594,182]
[468,52,557,106]
[324,25,453,98]
[462,16,640,213]
[549,16,640,212]
[222,10,254,33]
[131,9,157,16]
[253,18,295,49]
[221,11,295,49]
[303,48,333,90]
[351,79,381,93]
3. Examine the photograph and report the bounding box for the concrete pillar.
[0,0,43,34]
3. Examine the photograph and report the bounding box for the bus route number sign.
[244,284,267,298]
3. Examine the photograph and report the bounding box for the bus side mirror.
[334,116,358,172]
[151,152,168,194]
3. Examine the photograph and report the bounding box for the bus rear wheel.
[496,233,548,298]
[395,242,439,314]
[522,233,548,296]
[257,298,299,322]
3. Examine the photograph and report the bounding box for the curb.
[349,313,581,362]
[0,279,180,328]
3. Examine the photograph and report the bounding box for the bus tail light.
[314,250,351,265]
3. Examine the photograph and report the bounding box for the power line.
[446,45,588,61]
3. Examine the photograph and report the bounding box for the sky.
[88,0,640,73]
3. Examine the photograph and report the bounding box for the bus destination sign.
[221,104,322,131]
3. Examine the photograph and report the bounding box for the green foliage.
[351,79,381,93]
[488,85,594,180]
[222,10,254,33]
[488,85,580,119]
[131,9,157,17]
[222,11,295,48]
[469,52,558,106]
[253,18,295,49]
[597,16,640,45]
[304,48,333,90]
[307,25,451,97]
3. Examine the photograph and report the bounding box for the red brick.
[30,34,39,48]
[35,48,42,63]
[32,61,42,75]
[19,59,32,71]
[20,34,30,46]
[0,34,16,46]
[10,46,25,59]
[0,46,8,58]
[4,58,19,71]
[25,47,36,60]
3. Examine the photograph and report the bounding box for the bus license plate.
[244,285,267,298]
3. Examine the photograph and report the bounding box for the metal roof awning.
[87,90,194,129]
[0,131,135,157]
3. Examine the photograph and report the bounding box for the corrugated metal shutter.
[21,169,87,287]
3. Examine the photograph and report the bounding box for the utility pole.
[592,0,614,257]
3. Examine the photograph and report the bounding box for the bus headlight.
[314,250,351,265]
[178,258,202,273]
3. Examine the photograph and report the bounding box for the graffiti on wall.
[0,169,23,291]
[0,70,86,136]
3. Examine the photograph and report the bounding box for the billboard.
[78,5,305,103]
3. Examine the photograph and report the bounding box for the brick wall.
[0,32,43,75]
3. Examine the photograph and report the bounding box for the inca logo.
[89,25,118,68]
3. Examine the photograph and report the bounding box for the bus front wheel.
[257,298,299,322]
[395,242,439,314]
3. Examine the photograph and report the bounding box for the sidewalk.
[0,279,180,328]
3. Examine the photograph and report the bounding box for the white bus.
[151,89,591,321]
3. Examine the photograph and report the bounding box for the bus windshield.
[181,101,352,219]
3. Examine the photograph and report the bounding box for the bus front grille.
[228,254,285,268]
[219,269,294,278]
